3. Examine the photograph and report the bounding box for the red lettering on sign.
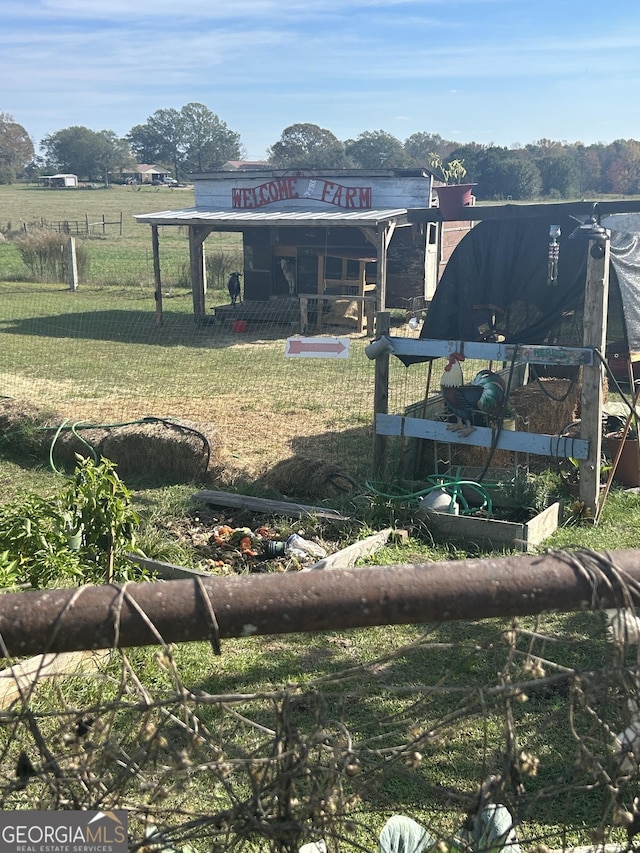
[232,177,301,208]
[359,187,372,207]
[320,181,335,203]
[232,178,371,209]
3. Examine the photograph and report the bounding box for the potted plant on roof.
[428,154,476,220]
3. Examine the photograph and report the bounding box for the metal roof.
[133,207,409,228]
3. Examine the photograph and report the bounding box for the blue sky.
[2,0,639,160]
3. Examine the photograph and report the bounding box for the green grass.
[0,183,241,289]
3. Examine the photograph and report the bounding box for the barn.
[134,168,474,332]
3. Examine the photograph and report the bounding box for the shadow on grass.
[0,309,297,348]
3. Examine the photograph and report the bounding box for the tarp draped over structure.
[405,215,640,364]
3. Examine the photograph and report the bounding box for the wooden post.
[300,296,308,332]
[373,312,391,478]
[152,225,163,325]
[376,223,396,312]
[189,226,208,320]
[67,236,78,291]
[317,253,325,330]
[579,233,610,513]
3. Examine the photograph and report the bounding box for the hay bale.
[265,456,357,500]
[0,401,223,484]
[53,419,223,484]
[0,399,64,455]
[510,377,580,436]
[444,377,581,472]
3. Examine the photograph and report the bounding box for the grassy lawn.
[1,183,640,851]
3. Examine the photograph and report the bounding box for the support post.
[373,312,391,478]
[152,225,163,325]
[579,233,610,513]
[189,226,209,321]
[67,236,78,291]
[375,223,396,312]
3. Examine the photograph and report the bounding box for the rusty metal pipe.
[1,549,639,658]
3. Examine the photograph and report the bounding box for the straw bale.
[0,400,223,484]
[53,419,223,484]
[0,399,64,455]
[264,456,357,500]
[437,377,581,473]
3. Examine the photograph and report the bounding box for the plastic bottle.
[263,535,327,560]
[285,534,327,560]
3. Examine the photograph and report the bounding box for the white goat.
[279,259,296,295]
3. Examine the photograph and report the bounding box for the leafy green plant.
[63,454,142,583]
[0,549,22,591]
[0,455,146,589]
[428,153,467,184]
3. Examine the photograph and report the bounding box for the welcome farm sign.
[231,176,373,210]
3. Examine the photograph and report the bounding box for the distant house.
[121,164,173,184]
[38,174,78,188]
[221,160,273,171]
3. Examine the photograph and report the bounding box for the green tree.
[404,132,455,168]
[95,130,134,185]
[473,147,541,200]
[127,108,183,178]
[268,123,349,168]
[127,104,243,180]
[41,126,132,183]
[344,130,409,168]
[0,113,35,184]
[180,102,243,173]
[537,153,580,198]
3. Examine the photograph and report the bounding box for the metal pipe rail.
[0,548,638,658]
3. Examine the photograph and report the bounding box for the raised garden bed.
[420,499,562,552]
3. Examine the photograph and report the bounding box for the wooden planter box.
[420,500,562,553]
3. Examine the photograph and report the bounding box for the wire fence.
[1,551,640,853]
[0,272,436,490]
[3,221,640,852]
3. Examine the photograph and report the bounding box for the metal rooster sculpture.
[441,352,506,436]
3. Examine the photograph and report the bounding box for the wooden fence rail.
[22,213,124,237]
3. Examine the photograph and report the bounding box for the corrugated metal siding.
[134,208,409,227]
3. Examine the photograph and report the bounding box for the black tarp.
[405,215,640,365]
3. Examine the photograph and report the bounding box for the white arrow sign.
[286,337,350,358]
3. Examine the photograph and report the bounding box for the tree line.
[2,105,640,201]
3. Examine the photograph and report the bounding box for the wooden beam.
[189,226,211,319]
[302,529,393,571]
[407,198,640,225]
[191,489,351,520]
[579,236,610,512]
[152,225,162,325]
[387,337,593,366]
[373,312,391,477]
[376,413,590,459]
[376,222,396,310]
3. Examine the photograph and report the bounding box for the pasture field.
[0,182,241,289]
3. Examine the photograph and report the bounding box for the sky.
[2,0,640,161]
